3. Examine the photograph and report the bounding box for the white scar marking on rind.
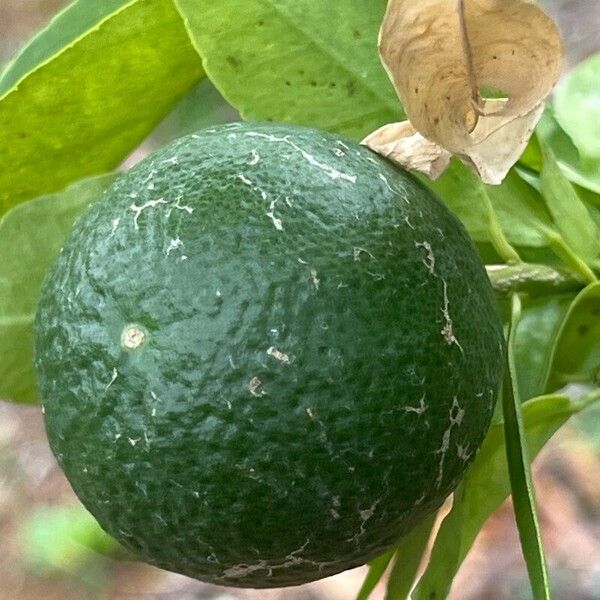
[441,280,464,352]
[248,149,260,165]
[310,268,320,290]
[404,215,415,230]
[456,443,472,461]
[248,377,266,397]
[267,346,290,363]
[367,271,385,281]
[161,155,178,165]
[332,147,345,157]
[415,241,435,275]
[171,198,194,214]
[244,132,356,182]
[266,197,283,231]
[379,173,410,203]
[435,397,465,488]
[237,173,254,186]
[110,217,120,235]
[221,540,319,580]
[346,500,380,544]
[130,198,168,229]
[165,237,183,256]
[404,393,428,415]
[105,368,118,390]
[128,437,140,447]
[353,247,375,261]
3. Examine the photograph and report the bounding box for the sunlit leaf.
[0,0,203,212]
[174,0,401,140]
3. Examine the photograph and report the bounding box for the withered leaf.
[364,0,563,184]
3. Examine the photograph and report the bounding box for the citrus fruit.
[35,122,504,587]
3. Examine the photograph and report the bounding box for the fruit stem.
[486,263,583,297]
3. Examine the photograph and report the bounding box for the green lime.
[36,122,503,587]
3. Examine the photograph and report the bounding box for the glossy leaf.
[545,282,600,391]
[554,53,600,164]
[503,294,550,600]
[0,0,203,212]
[539,140,600,266]
[412,391,599,600]
[174,0,401,140]
[0,174,117,403]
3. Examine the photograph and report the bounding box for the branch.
[486,263,584,297]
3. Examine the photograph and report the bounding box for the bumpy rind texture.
[36,123,503,587]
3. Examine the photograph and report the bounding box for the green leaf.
[22,503,119,574]
[384,512,436,600]
[0,0,132,95]
[503,294,550,600]
[174,0,402,140]
[539,140,600,266]
[554,53,600,164]
[0,173,117,403]
[0,0,203,212]
[356,549,394,600]
[150,79,240,148]
[412,391,599,600]
[426,161,554,249]
[514,294,574,400]
[530,109,600,195]
[545,282,600,391]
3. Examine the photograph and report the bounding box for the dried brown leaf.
[367,0,563,184]
[362,122,451,178]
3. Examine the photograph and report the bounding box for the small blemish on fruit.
[249,377,266,397]
[267,346,290,363]
[121,325,146,350]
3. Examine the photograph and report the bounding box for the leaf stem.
[476,182,522,264]
[486,263,583,297]
[541,226,598,284]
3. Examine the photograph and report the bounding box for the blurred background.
[1,1,599,599]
